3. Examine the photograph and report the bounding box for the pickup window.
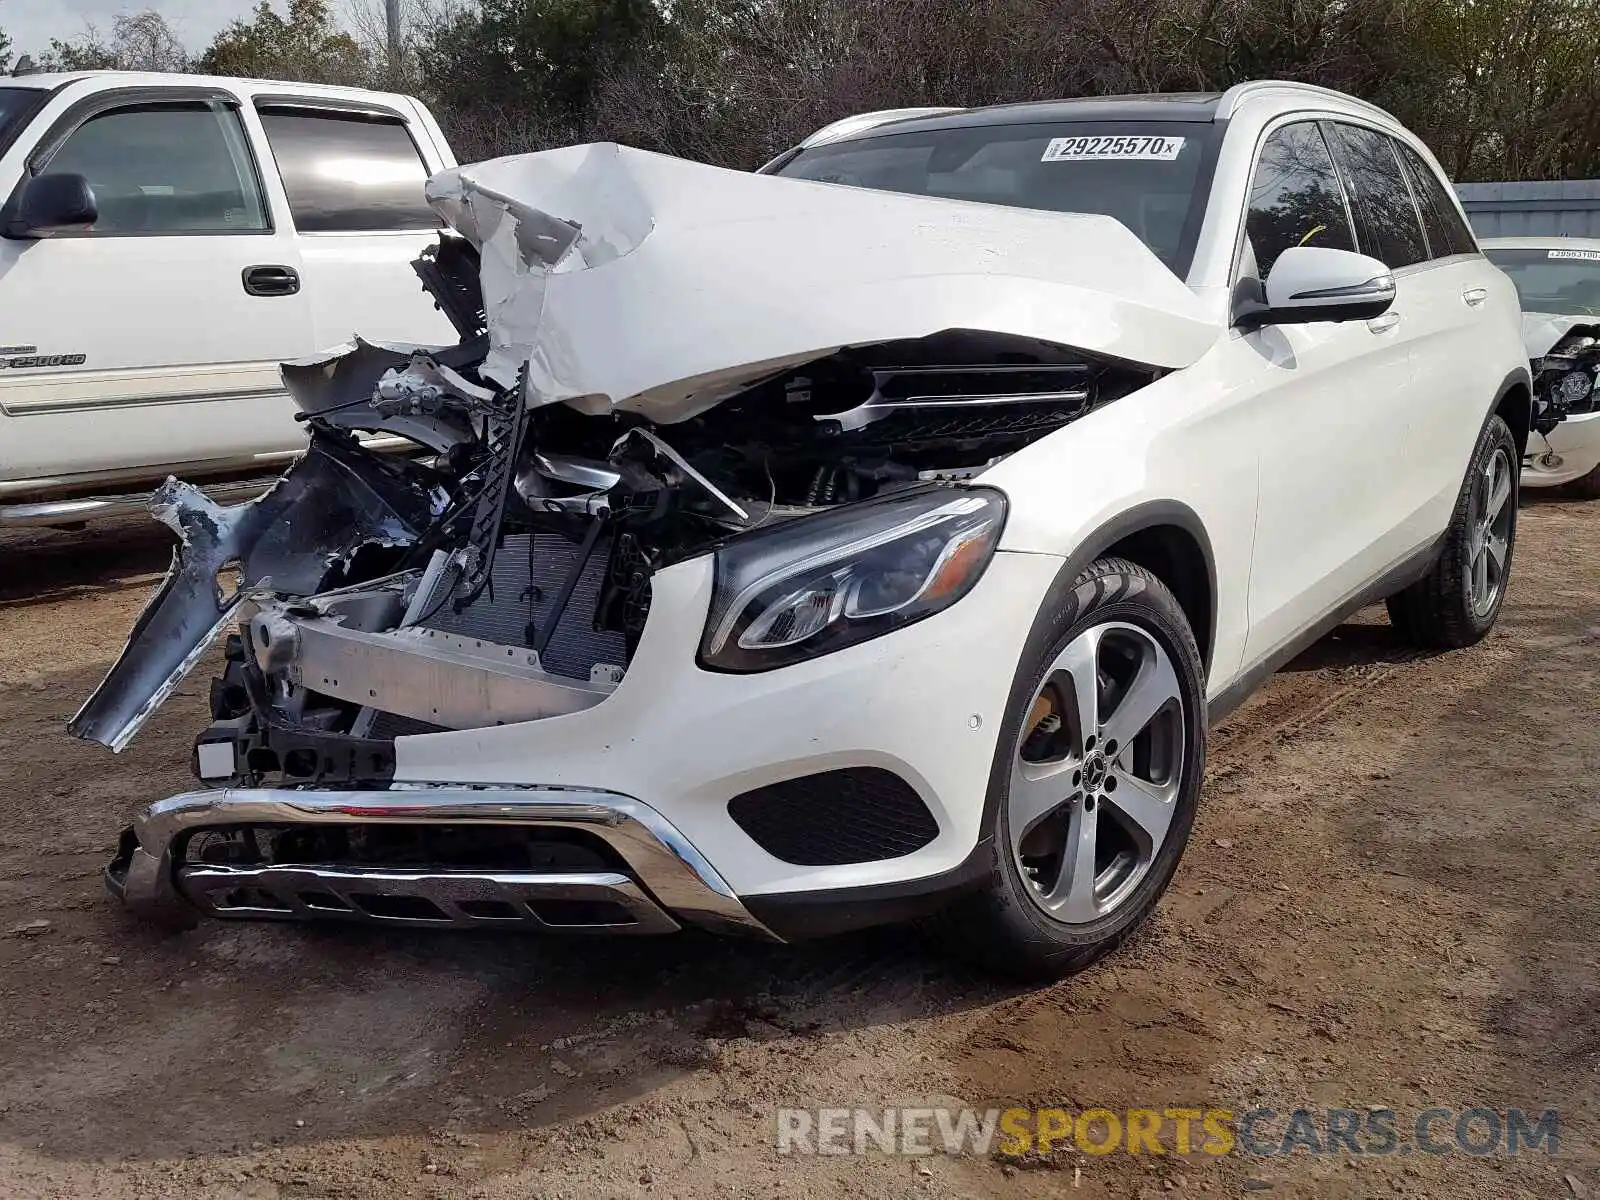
[257,107,439,233]
[46,101,269,234]
[0,88,40,148]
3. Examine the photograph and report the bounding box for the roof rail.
[799,107,964,149]
[1216,79,1399,123]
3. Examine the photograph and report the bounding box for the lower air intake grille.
[726,768,939,866]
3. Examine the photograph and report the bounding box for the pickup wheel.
[1387,414,1518,649]
[934,558,1206,981]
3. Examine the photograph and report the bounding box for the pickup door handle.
[1462,287,1489,307]
[1367,311,1402,333]
[242,265,300,297]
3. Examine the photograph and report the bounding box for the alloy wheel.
[1008,621,1186,925]
[1468,446,1513,617]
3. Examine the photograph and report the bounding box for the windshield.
[774,120,1220,275]
[1485,247,1600,316]
[0,88,43,147]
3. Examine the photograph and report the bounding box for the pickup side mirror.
[12,173,98,238]
[1240,246,1396,328]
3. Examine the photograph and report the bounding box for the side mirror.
[12,173,98,238]
[1241,246,1396,328]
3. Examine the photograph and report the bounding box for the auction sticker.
[1041,135,1186,163]
[1549,248,1600,261]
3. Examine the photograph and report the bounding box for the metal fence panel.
[1455,180,1600,237]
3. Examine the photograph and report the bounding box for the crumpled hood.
[1522,311,1600,358]
[425,142,1217,422]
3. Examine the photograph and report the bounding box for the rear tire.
[934,557,1206,981]
[1387,414,1518,650]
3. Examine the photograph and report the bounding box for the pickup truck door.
[0,84,315,488]
[247,97,458,350]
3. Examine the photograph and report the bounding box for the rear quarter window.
[257,107,440,233]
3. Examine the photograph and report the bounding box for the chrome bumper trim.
[112,785,775,939]
[177,864,681,933]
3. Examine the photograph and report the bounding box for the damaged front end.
[1526,317,1600,436]
[76,142,1192,935]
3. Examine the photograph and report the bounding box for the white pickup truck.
[0,70,460,527]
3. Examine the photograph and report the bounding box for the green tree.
[0,24,13,74]
[39,11,188,72]
[199,0,370,85]
[420,0,664,157]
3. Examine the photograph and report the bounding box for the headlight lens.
[1558,369,1595,406]
[700,487,1006,672]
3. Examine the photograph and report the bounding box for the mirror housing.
[11,173,98,238]
[1239,246,1396,328]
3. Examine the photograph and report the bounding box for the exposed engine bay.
[69,235,1156,785]
[67,142,1206,784]
[1529,323,1600,435]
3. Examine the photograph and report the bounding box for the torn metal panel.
[69,433,440,751]
[1523,312,1600,358]
[280,336,487,452]
[422,143,1216,419]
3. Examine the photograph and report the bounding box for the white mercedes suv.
[76,81,1530,980]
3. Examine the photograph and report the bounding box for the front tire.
[936,557,1206,981]
[1387,414,1518,649]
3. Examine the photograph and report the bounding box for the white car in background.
[1481,237,1600,496]
[79,81,1530,981]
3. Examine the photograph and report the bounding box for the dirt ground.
[0,499,1595,1200]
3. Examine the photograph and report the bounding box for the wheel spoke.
[1040,800,1100,923]
[1105,768,1176,848]
[1487,463,1511,524]
[1053,626,1103,752]
[1100,642,1180,754]
[1473,543,1490,605]
[1487,530,1508,572]
[1009,757,1079,842]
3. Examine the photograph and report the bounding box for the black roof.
[837,93,1225,143]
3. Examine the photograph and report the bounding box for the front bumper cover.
[107,785,775,940]
[1526,410,1600,487]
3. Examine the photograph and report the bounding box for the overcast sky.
[5,0,261,58]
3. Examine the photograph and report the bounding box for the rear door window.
[1244,120,1358,278]
[1324,123,1429,269]
[256,106,439,233]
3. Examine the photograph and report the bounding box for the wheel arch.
[1490,366,1534,459]
[1053,501,1218,677]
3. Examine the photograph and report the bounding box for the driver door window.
[44,101,269,234]
[1244,121,1357,281]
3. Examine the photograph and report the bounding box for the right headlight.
[1557,369,1595,407]
[699,487,1007,673]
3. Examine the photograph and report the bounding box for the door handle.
[1462,287,1489,307]
[242,265,300,297]
[1367,311,1401,333]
